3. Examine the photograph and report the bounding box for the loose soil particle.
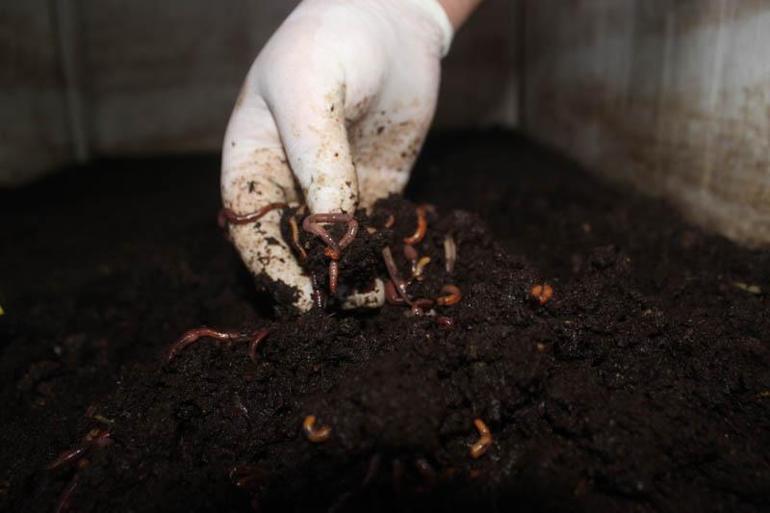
[1,131,768,513]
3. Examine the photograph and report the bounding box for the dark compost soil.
[1,131,768,513]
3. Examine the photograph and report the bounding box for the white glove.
[221,0,453,311]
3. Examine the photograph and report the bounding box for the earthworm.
[337,217,359,250]
[288,215,308,260]
[403,244,418,262]
[232,393,250,419]
[165,327,252,363]
[47,446,88,471]
[530,283,554,305]
[436,284,462,306]
[384,280,406,305]
[310,273,326,309]
[382,246,411,304]
[410,298,435,316]
[247,329,270,364]
[303,415,332,443]
[470,418,492,459]
[47,429,112,470]
[54,474,80,513]
[413,256,431,281]
[329,261,340,294]
[443,234,457,273]
[302,213,358,260]
[436,316,455,329]
[218,202,288,228]
[403,206,428,245]
[361,454,382,487]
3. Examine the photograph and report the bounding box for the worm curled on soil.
[165,327,269,364]
[382,246,411,304]
[303,415,332,443]
[530,283,554,305]
[47,428,112,471]
[403,205,428,245]
[435,284,462,306]
[218,203,288,229]
[54,473,80,513]
[288,215,308,261]
[443,234,457,273]
[403,244,419,263]
[470,419,492,459]
[48,428,112,513]
[166,328,249,363]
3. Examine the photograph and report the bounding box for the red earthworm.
[530,283,554,305]
[218,203,288,228]
[337,217,359,250]
[382,246,411,304]
[247,329,270,364]
[403,206,427,245]
[443,234,457,273]
[302,214,343,258]
[165,327,252,363]
[436,284,462,306]
[470,418,492,459]
[47,446,88,471]
[403,244,418,262]
[302,213,358,259]
[47,429,111,471]
[384,280,406,305]
[54,473,80,513]
[328,261,340,295]
[311,273,326,309]
[303,415,332,443]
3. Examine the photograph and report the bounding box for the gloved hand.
[221,0,455,311]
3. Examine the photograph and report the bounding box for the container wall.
[523,0,770,245]
[0,1,73,186]
[0,0,517,185]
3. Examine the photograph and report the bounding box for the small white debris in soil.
[733,282,762,295]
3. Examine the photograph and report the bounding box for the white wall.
[524,0,770,246]
[0,1,73,185]
[0,0,518,186]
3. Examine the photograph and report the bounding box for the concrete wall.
[0,1,73,185]
[523,0,770,246]
[0,0,517,186]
